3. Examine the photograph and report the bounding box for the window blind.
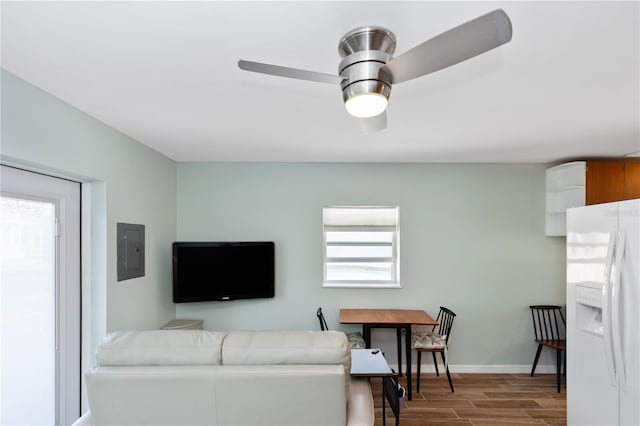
[322,206,399,288]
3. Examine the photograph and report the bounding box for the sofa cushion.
[222,330,351,398]
[96,330,227,366]
[214,365,347,425]
[221,330,350,368]
[86,366,219,425]
[411,330,447,349]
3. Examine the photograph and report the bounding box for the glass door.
[1,166,80,425]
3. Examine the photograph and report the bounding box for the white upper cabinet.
[545,161,586,236]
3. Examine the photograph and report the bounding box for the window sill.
[322,282,401,289]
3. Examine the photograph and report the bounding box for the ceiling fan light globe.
[345,93,388,118]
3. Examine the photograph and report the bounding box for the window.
[322,206,399,288]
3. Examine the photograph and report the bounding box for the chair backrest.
[434,306,456,343]
[529,305,565,341]
[317,307,329,331]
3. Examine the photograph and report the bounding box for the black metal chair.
[316,307,366,349]
[317,307,329,331]
[411,306,456,393]
[529,305,566,393]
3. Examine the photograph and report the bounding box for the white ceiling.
[2,1,639,163]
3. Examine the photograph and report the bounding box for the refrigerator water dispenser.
[575,285,604,337]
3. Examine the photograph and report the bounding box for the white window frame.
[322,206,400,288]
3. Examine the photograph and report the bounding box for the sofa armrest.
[347,377,374,426]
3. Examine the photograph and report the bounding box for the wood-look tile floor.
[370,373,566,426]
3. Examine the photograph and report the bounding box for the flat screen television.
[173,241,275,303]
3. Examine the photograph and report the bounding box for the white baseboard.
[387,363,559,374]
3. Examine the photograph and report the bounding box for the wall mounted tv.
[173,241,275,303]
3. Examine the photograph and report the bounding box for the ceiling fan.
[238,9,512,134]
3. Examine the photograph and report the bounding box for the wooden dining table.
[339,308,438,400]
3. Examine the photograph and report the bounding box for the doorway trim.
[1,165,81,425]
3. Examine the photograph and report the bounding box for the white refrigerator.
[566,199,639,426]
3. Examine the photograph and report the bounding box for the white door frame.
[1,165,81,425]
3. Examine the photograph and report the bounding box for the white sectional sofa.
[74,329,374,426]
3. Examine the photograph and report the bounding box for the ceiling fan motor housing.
[338,27,396,103]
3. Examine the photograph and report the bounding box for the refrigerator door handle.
[602,232,618,386]
[611,232,626,391]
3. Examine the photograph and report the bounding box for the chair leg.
[531,344,543,376]
[441,351,454,393]
[556,349,561,393]
[416,351,422,394]
[432,352,439,376]
[396,328,402,377]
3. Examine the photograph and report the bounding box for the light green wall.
[1,67,567,369]
[1,69,177,333]
[176,162,566,368]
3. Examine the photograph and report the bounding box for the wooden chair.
[316,307,366,349]
[411,306,456,393]
[529,305,566,392]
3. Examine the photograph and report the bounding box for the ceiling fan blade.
[359,111,387,134]
[383,9,512,84]
[238,60,343,84]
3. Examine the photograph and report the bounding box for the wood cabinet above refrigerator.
[585,161,640,205]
